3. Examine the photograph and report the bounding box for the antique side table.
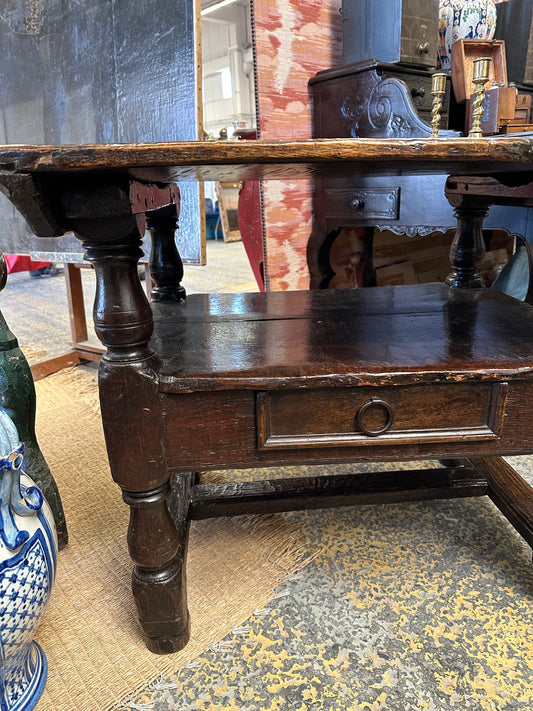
[0,137,533,654]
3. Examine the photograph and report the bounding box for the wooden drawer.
[399,10,439,68]
[325,186,400,221]
[387,71,446,115]
[257,382,508,450]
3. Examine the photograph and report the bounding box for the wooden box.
[451,39,507,103]
[507,94,533,125]
[466,85,517,134]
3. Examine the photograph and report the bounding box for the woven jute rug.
[32,368,311,711]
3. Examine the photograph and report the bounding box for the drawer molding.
[325,186,400,220]
[256,382,508,451]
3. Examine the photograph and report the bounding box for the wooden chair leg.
[64,263,88,345]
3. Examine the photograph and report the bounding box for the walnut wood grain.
[189,467,487,519]
[0,137,533,185]
[153,286,533,390]
[63,177,189,654]
[146,203,186,303]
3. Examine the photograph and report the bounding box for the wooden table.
[1,137,533,654]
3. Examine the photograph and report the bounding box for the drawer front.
[383,71,451,124]
[399,5,439,68]
[257,382,508,450]
[325,186,400,221]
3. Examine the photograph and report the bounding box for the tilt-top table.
[1,137,533,654]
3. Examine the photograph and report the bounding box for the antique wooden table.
[1,137,533,654]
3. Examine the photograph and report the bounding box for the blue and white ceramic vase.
[438,0,497,71]
[0,409,57,711]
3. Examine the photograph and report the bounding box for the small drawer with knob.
[324,186,400,221]
[383,70,452,127]
[256,382,508,450]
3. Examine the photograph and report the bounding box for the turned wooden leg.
[446,198,489,289]
[146,203,186,303]
[88,234,190,652]
[124,476,191,653]
[68,179,190,653]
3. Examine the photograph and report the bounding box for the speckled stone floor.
[117,460,533,711]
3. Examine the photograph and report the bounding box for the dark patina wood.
[1,137,533,183]
[59,175,189,653]
[446,174,533,300]
[473,456,533,548]
[0,137,532,654]
[146,202,186,304]
[307,63,531,290]
[190,466,487,519]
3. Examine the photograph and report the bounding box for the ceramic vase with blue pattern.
[438,0,497,71]
[0,408,57,711]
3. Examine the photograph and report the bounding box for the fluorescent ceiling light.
[201,0,240,16]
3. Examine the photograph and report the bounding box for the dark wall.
[0,0,203,262]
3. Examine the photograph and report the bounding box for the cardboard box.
[414,255,452,284]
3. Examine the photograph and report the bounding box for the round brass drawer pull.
[356,398,394,436]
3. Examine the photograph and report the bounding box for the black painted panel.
[0,0,202,262]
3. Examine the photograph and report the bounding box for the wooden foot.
[125,476,192,654]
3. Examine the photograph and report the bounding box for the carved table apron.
[1,137,533,654]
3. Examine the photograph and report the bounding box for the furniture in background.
[495,0,533,87]
[216,182,242,243]
[0,137,533,655]
[307,0,533,291]
[308,60,533,291]
[341,0,439,68]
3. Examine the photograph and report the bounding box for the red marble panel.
[253,0,342,290]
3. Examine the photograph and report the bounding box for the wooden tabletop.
[153,285,533,391]
[0,137,532,182]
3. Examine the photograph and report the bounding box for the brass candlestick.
[430,72,447,137]
[468,56,492,138]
